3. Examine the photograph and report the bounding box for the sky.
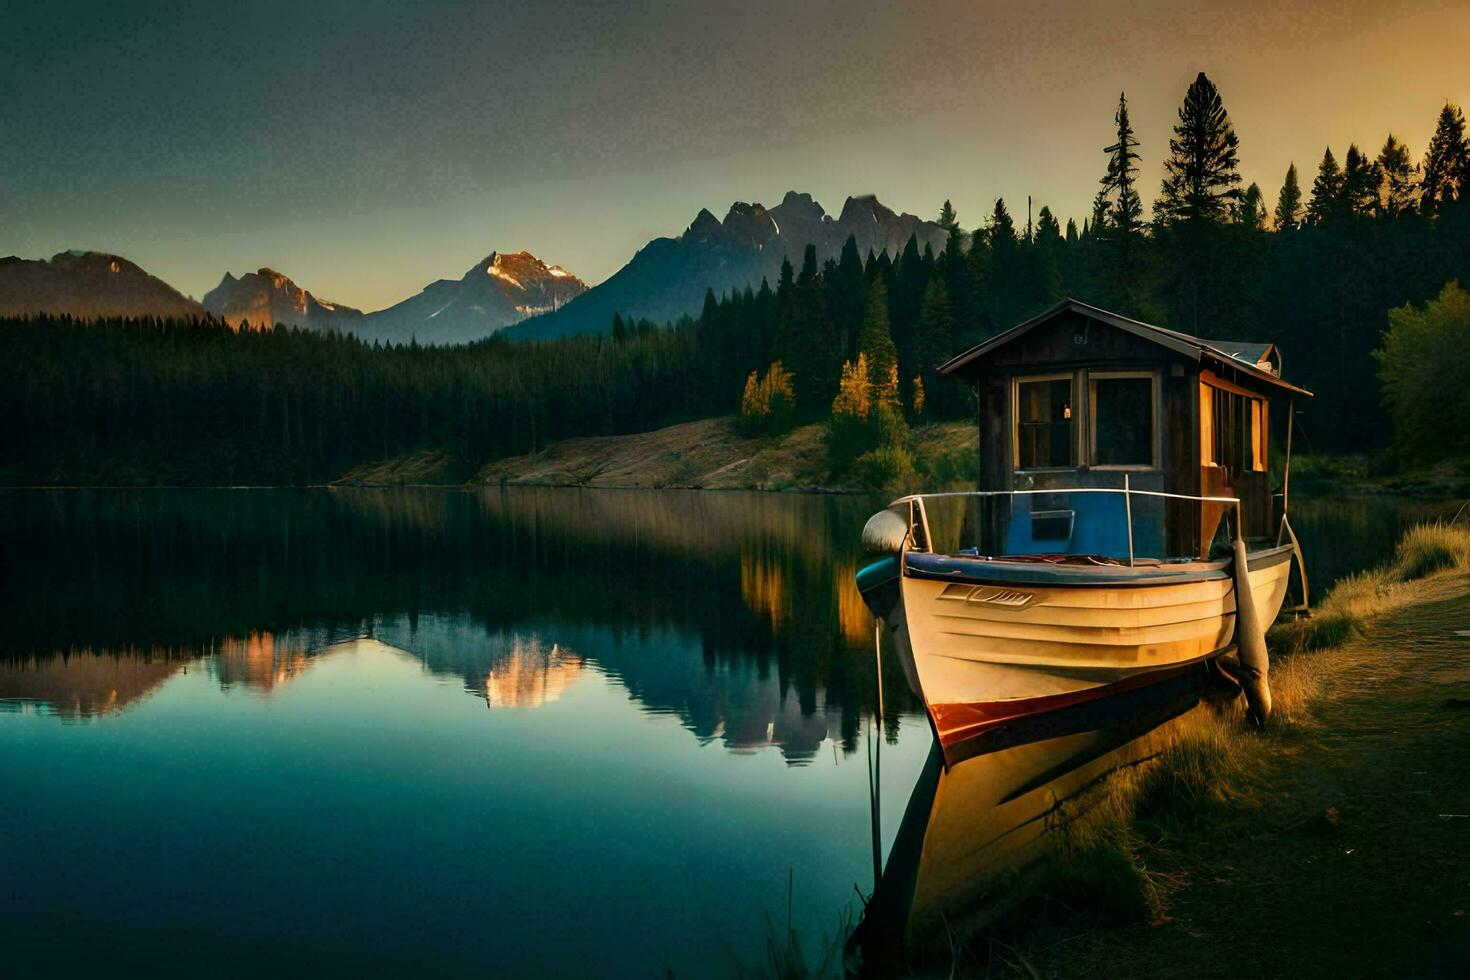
[4,0,1467,312]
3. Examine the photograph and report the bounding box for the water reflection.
[849,672,1210,974]
[0,487,914,759]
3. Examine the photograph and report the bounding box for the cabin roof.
[939,298,1313,397]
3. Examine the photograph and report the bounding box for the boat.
[857,299,1311,766]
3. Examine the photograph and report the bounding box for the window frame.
[1012,372,1078,472]
[1200,376,1269,474]
[1087,369,1161,471]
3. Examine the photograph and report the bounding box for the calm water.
[0,488,1454,977]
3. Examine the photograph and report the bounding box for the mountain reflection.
[483,639,585,709]
[0,650,183,719]
[0,487,913,756]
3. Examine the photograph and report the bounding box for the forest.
[2,73,1468,486]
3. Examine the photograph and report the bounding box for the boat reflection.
[848,670,1211,975]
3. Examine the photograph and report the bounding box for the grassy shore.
[336,416,977,493]
[948,521,1470,978]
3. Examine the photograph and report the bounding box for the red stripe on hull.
[929,656,1218,766]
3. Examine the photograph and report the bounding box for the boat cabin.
[939,299,1312,560]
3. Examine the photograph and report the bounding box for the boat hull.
[876,545,1295,764]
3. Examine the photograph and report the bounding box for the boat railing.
[888,481,1245,568]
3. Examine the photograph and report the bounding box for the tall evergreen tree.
[1089,190,1109,236]
[784,245,836,419]
[1420,102,1469,213]
[826,235,868,357]
[1307,147,1344,225]
[988,198,1017,249]
[856,278,899,407]
[1156,72,1242,224]
[1375,134,1418,216]
[937,199,959,231]
[1274,162,1303,230]
[1101,91,1143,234]
[912,276,958,418]
[1235,182,1268,229]
[1341,144,1380,216]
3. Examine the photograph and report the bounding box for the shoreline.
[3,419,1465,499]
[948,528,1470,978]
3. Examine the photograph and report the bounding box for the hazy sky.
[4,0,1467,311]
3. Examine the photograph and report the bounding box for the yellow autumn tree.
[826,354,873,471]
[737,360,796,435]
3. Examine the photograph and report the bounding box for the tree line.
[728,74,1470,465]
[2,72,1467,484]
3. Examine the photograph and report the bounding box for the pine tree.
[1375,134,1418,216]
[1035,206,1062,243]
[1341,144,1380,216]
[937,199,958,231]
[1101,92,1143,234]
[1156,72,1243,224]
[1235,182,1267,229]
[1306,147,1344,225]
[827,235,867,357]
[988,199,1016,249]
[856,278,899,408]
[784,244,835,418]
[912,276,956,418]
[1089,190,1109,236]
[1420,102,1469,213]
[1274,163,1303,230]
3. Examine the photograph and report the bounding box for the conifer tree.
[1274,163,1303,230]
[1156,72,1242,224]
[988,198,1017,249]
[827,235,867,357]
[1089,191,1109,236]
[785,244,835,418]
[1101,92,1143,234]
[856,278,899,408]
[1375,134,1418,216]
[1065,218,1079,244]
[1235,182,1267,229]
[1420,102,1469,213]
[912,276,956,418]
[937,199,959,231]
[1307,147,1344,225]
[1341,144,1380,216]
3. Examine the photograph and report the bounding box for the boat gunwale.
[903,541,1295,589]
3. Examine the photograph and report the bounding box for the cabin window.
[1089,373,1156,468]
[1015,376,1074,469]
[1201,383,1267,473]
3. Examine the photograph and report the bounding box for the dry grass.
[1004,520,1470,947]
[1272,520,1470,655]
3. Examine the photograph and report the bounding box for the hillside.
[0,251,204,319]
[337,416,977,492]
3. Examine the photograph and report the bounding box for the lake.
[0,488,1455,977]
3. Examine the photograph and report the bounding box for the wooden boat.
[858,299,1310,765]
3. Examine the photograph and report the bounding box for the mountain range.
[0,191,947,344]
[199,251,586,344]
[503,191,949,340]
[0,250,204,320]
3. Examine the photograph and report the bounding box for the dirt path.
[1018,572,1470,978]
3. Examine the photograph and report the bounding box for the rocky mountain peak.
[686,208,722,240]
